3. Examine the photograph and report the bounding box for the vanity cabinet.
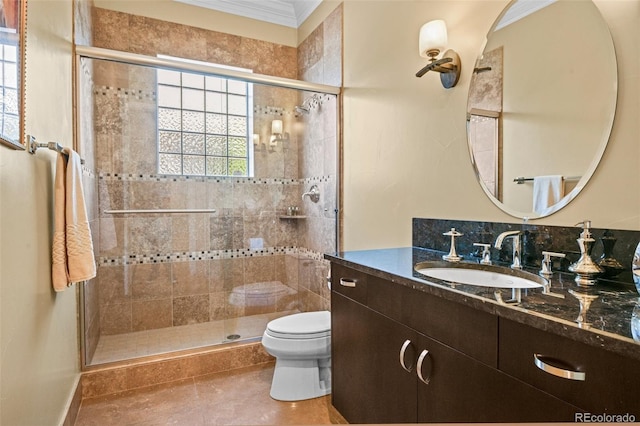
[331,264,580,424]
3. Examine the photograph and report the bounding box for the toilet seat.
[266,311,331,339]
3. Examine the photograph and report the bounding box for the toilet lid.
[266,311,331,339]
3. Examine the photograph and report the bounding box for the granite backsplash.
[413,218,640,289]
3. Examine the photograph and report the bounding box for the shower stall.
[77,47,340,367]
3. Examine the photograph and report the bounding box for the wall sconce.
[416,20,461,88]
[253,133,260,146]
[270,119,284,146]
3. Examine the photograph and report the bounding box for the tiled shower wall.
[81,5,342,361]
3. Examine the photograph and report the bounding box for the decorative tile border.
[98,171,331,186]
[95,85,156,101]
[98,246,325,266]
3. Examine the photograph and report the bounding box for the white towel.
[52,148,96,292]
[533,175,564,215]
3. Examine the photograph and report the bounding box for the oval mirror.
[466,0,617,219]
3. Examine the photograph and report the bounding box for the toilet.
[261,310,331,401]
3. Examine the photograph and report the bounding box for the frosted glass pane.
[182,73,204,89]
[205,76,226,92]
[228,137,247,157]
[183,155,205,175]
[228,94,246,116]
[228,80,246,95]
[183,133,205,154]
[3,114,18,140]
[159,131,181,153]
[229,158,247,176]
[159,153,182,175]
[157,69,180,85]
[4,45,16,62]
[182,110,205,132]
[4,88,17,114]
[206,113,227,134]
[158,108,181,131]
[157,85,181,108]
[182,88,204,111]
[205,91,226,113]
[206,157,227,176]
[3,62,16,88]
[206,135,226,156]
[228,116,247,136]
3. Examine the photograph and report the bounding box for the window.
[156,58,253,177]
[0,42,19,141]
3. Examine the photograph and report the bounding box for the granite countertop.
[325,247,640,361]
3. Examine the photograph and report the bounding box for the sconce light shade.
[419,20,448,58]
[252,133,260,145]
[271,119,283,135]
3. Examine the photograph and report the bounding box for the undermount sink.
[414,261,547,289]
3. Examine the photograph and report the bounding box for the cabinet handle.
[399,340,414,372]
[339,278,357,288]
[533,354,586,381]
[417,349,431,385]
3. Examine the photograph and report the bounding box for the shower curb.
[79,339,273,400]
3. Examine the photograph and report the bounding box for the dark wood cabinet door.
[331,292,418,424]
[416,333,580,423]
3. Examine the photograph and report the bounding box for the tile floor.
[91,312,296,365]
[75,363,347,425]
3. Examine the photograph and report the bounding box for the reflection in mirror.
[467,0,617,219]
[0,0,25,150]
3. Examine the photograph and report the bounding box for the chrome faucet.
[494,230,522,269]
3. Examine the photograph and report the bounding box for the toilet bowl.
[261,310,331,401]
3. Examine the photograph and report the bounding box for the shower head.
[294,105,310,116]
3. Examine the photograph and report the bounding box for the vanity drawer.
[331,264,368,304]
[499,318,640,415]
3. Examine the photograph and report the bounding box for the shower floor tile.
[75,363,347,425]
[90,311,297,365]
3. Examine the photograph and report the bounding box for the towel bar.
[513,176,581,185]
[27,135,85,164]
[104,209,217,214]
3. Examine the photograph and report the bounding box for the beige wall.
[341,0,640,250]
[0,0,79,425]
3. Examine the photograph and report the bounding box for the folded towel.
[533,175,564,215]
[52,148,96,292]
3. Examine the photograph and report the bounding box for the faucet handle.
[540,251,566,277]
[473,243,492,265]
[442,228,463,262]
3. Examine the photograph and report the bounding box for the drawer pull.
[399,339,414,372]
[417,349,431,385]
[339,278,357,288]
[533,354,586,381]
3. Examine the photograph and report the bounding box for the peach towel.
[52,147,96,292]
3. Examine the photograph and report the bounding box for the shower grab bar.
[104,209,216,214]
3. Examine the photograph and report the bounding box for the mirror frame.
[0,0,27,150]
[467,0,617,220]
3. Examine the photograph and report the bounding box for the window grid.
[157,69,251,177]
